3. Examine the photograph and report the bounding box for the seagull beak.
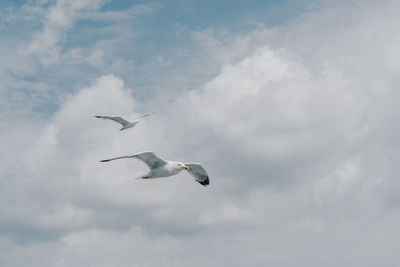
[182,165,189,170]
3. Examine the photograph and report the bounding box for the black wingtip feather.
[198,177,210,186]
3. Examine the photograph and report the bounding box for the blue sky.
[2,0,400,266]
[1,0,321,117]
[100,0,320,30]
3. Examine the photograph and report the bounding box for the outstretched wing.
[95,116,131,127]
[100,151,167,169]
[131,151,167,169]
[185,163,210,186]
[135,112,156,121]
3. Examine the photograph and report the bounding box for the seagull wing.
[185,163,210,186]
[100,155,131,162]
[135,112,156,121]
[101,151,167,169]
[95,116,131,127]
[131,151,167,169]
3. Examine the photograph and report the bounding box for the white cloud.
[2,0,400,266]
[0,0,158,119]
[24,0,105,65]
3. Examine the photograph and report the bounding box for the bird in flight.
[100,151,210,186]
[95,112,156,131]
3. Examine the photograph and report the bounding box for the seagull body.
[100,151,210,186]
[95,112,156,131]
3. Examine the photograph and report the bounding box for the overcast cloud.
[1,0,400,266]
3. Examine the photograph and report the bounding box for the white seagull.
[100,151,210,186]
[95,112,156,131]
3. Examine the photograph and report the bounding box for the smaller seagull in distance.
[100,151,210,186]
[95,112,156,131]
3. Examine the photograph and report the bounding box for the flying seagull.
[95,112,156,131]
[100,151,210,186]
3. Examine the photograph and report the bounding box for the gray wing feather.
[95,116,131,126]
[100,156,130,162]
[135,112,156,121]
[131,151,167,169]
[100,151,167,169]
[185,163,210,186]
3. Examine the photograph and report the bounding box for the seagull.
[100,151,210,186]
[95,112,156,131]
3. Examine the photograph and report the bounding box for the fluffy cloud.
[2,0,400,266]
[24,0,105,65]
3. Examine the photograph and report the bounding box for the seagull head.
[177,162,189,170]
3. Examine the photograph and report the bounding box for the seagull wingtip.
[198,177,210,186]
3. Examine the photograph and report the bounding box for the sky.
[1,0,400,266]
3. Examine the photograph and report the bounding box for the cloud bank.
[1,0,400,266]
